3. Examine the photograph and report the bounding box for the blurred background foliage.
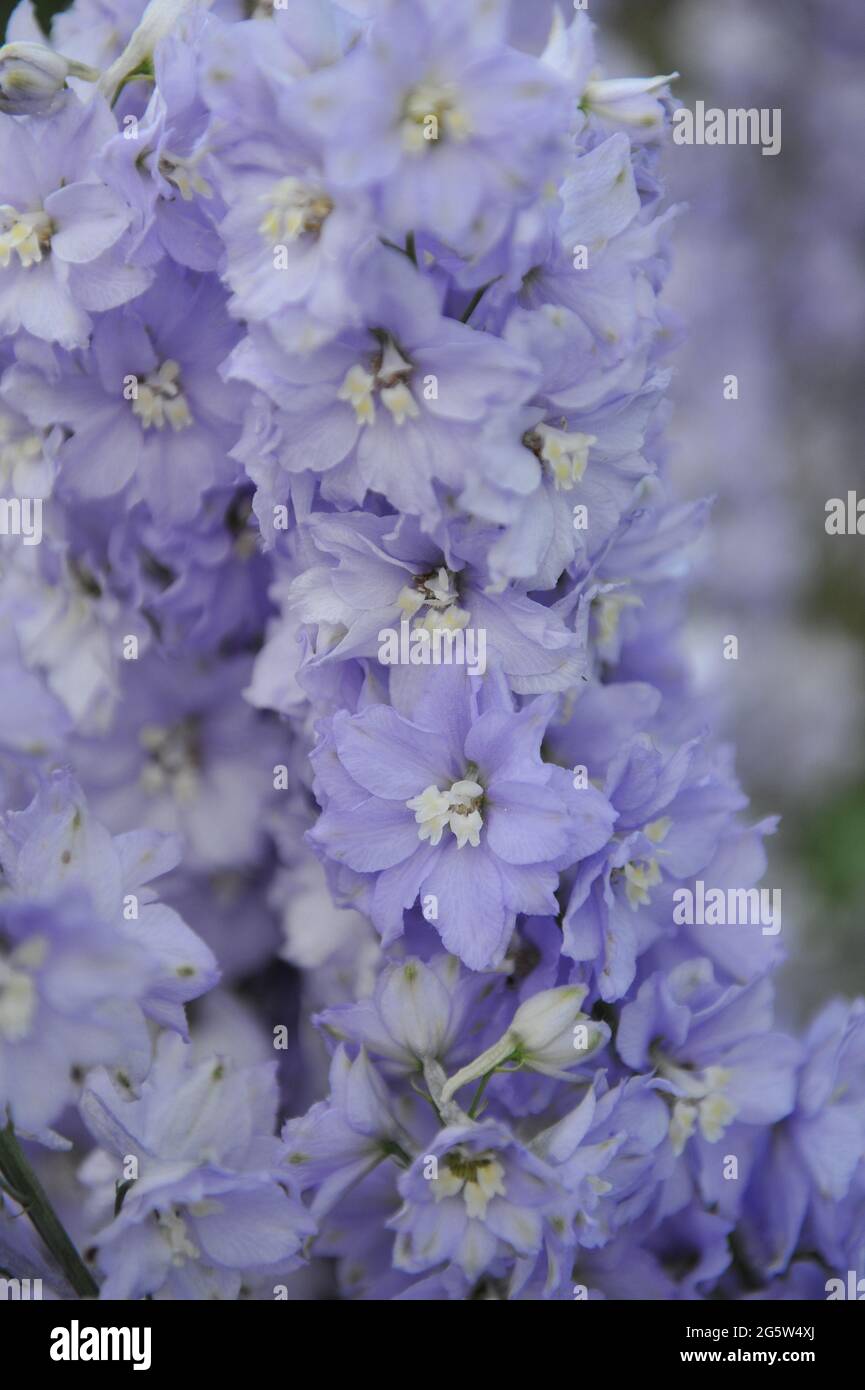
[599,0,865,1020]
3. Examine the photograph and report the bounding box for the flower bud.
[98,0,214,102]
[583,73,678,131]
[510,985,589,1054]
[509,986,609,1076]
[441,986,608,1103]
[0,42,98,116]
[377,959,453,1061]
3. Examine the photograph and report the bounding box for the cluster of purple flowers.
[0,0,862,1301]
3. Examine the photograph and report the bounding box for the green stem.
[410,1077,445,1124]
[440,1038,517,1106]
[467,1070,493,1120]
[109,57,155,109]
[0,1120,99,1299]
[381,1139,413,1168]
[379,234,419,267]
[460,277,500,324]
[67,61,101,83]
[114,1178,135,1217]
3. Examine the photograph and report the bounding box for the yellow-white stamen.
[0,958,37,1042]
[644,817,673,844]
[338,337,419,428]
[407,777,484,849]
[401,80,471,152]
[533,424,596,491]
[593,589,643,647]
[258,177,333,243]
[138,720,200,803]
[0,205,52,269]
[623,857,662,909]
[158,1207,200,1266]
[433,1150,507,1218]
[337,364,377,427]
[397,567,470,632]
[159,153,213,202]
[658,1058,737,1155]
[131,360,193,432]
[380,381,420,426]
[0,413,43,490]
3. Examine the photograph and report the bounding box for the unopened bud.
[510,986,589,1055]
[583,73,678,129]
[98,0,214,102]
[0,42,98,115]
[508,986,609,1076]
[441,986,608,1103]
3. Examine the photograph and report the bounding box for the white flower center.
[157,1207,200,1266]
[338,337,420,429]
[0,206,52,269]
[139,719,200,803]
[158,153,213,202]
[0,413,43,491]
[656,1058,738,1155]
[397,567,470,632]
[0,937,47,1042]
[622,857,662,909]
[401,80,471,152]
[259,176,333,244]
[593,588,643,647]
[131,360,193,432]
[407,777,484,850]
[524,424,596,490]
[434,1150,507,1218]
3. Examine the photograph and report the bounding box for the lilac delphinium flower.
[225,251,540,529]
[0,91,149,346]
[79,1032,315,1299]
[281,1045,411,1221]
[314,955,490,1081]
[0,896,155,1139]
[736,998,865,1288]
[618,959,800,1161]
[285,991,656,1299]
[4,267,248,524]
[99,15,225,273]
[0,0,848,1308]
[0,388,58,499]
[0,508,154,743]
[106,484,275,656]
[308,667,616,968]
[0,770,217,1136]
[198,8,373,350]
[70,651,284,873]
[283,510,588,695]
[389,1117,564,1286]
[302,0,571,263]
[545,684,779,1000]
[42,0,148,75]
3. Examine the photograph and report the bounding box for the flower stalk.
[0,1118,99,1299]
